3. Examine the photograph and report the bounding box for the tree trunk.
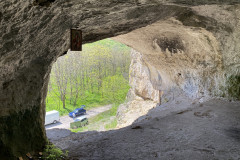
[62,95,66,109]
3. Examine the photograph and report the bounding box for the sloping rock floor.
[47,98,240,160]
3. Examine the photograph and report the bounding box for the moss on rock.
[227,75,240,100]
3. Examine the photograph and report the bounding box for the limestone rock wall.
[115,5,240,128]
[115,5,240,100]
[1,0,240,158]
[128,50,159,102]
[0,0,179,158]
[117,50,159,128]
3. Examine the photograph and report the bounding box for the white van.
[45,110,60,125]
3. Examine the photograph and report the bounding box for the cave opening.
[45,38,132,133]
[2,1,240,159]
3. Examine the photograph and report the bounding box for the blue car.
[69,108,86,118]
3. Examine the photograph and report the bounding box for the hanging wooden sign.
[70,29,82,51]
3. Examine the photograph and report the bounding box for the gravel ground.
[45,105,112,130]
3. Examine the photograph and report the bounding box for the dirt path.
[45,104,112,130]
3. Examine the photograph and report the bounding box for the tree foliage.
[46,39,131,115]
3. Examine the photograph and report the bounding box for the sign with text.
[70,29,82,51]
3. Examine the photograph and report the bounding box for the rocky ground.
[48,97,240,160]
[1,0,240,158]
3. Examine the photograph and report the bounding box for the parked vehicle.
[80,105,86,108]
[69,107,86,118]
[70,116,88,129]
[73,115,88,122]
[45,110,60,125]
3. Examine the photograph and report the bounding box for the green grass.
[46,38,131,116]
[46,75,130,116]
[71,103,119,132]
[46,91,109,116]
[46,38,130,123]
[104,118,117,130]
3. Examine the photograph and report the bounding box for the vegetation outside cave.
[46,38,131,131]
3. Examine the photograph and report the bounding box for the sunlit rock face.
[129,50,159,103]
[115,5,240,127]
[117,50,159,128]
[1,0,240,158]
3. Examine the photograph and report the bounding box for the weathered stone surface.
[0,1,188,158]
[53,99,240,160]
[1,0,240,158]
[117,50,159,128]
[128,50,159,102]
[115,5,240,127]
[115,5,240,99]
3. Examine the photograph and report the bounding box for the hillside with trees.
[46,39,131,115]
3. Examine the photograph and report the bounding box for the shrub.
[42,143,68,160]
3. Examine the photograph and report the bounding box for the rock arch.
[0,0,240,158]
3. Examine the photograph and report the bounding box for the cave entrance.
[45,38,132,133]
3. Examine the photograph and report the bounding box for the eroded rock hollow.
[115,10,240,126]
[0,0,240,159]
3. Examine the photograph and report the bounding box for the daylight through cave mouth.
[2,1,240,159]
[45,18,228,133]
[45,38,132,133]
